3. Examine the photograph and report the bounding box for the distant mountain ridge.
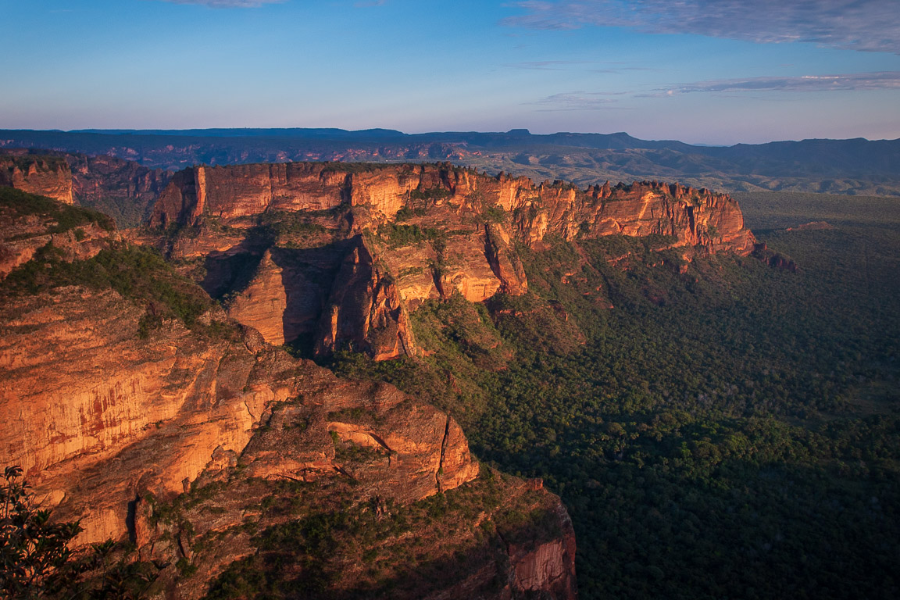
[2,128,899,196]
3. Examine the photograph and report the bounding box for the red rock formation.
[0,179,577,599]
[0,280,577,600]
[0,287,455,547]
[66,153,171,225]
[146,162,757,360]
[506,498,578,600]
[149,163,349,227]
[0,189,117,281]
[314,235,419,360]
[151,163,755,256]
[0,155,73,204]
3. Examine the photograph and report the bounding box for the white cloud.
[663,72,900,94]
[531,91,629,110]
[504,0,900,53]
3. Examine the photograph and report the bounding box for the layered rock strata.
[0,286,468,546]
[148,162,755,360]
[0,283,575,599]
[0,155,73,204]
[150,163,755,257]
[1,150,172,226]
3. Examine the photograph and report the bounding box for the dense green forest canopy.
[335,192,900,599]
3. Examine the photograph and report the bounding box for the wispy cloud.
[157,0,285,7]
[504,0,900,54]
[658,72,900,95]
[531,91,629,111]
[505,60,655,73]
[505,60,588,70]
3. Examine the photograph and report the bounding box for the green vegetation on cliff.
[0,187,114,233]
[2,242,212,334]
[335,192,900,600]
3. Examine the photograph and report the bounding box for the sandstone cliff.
[314,235,420,361]
[0,282,574,599]
[150,163,754,257]
[1,149,172,227]
[0,155,73,204]
[0,182,576,598]
[149,162,754,361]
[0,187,116,280]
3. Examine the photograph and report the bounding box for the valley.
[1,154,898,600]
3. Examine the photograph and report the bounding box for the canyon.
[145,162,755,361]
[1,153,762,599]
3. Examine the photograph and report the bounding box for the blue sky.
[1,0,898,144]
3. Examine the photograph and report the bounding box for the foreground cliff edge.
[0,183,576,598]
[2,159,766,598]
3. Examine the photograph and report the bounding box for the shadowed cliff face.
[314,235,420,361]
[0,183,580,599]
[149,162,754,362]
[0,150,172,227]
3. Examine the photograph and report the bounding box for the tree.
[1,466,82,600]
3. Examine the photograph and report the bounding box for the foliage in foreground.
[0,466,81,599]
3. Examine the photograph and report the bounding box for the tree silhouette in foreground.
[0,466,82,600]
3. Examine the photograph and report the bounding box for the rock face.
[0,187,116,281]
[151,163,754,257]
[148,162,754,361]
[0,284,463,546]
[0,155,73,204]
[66,153,171,227]
[314,235,419,360]
[0,281,574,599]
[1,149,172,227]
[506,497,578,600]
[149,163,348,228]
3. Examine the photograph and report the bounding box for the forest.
[334,192,900,599]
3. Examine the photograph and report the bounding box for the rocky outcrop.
[0,281,574,599]
[314,235,419,360]
[224,250,290,344]
[0,176,580,599]
[149,163,349,228]
[0,188,116,281]
[752,242,799,272]
[0,285,457,546]
[144,162,756,361]
[505,489,578,600]
[0,155,73,204]
[151,163,755,256]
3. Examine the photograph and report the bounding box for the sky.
[1,0,899,145]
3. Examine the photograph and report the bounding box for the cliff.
[150,163,753,253]
[0,187,576,598]
[1,149,172,227]
[66,153,171,227]
[0,186,116,280]
[0,154,74,204]
[149,162,754,360]
[0,276,574,600]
